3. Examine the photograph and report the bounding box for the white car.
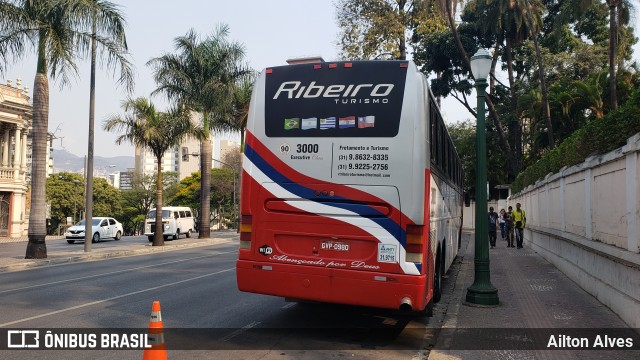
[65,217,124,244]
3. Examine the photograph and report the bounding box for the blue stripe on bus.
[245,143,407,247]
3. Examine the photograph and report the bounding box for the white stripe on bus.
[244,155,419,275]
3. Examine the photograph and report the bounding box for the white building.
[218,139,240,168]
[0,78,31,237]
[136,134,217,181]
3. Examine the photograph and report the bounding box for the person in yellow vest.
[513,203,527,249]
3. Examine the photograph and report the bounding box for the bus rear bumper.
[236,260,429,312]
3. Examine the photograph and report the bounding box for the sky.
[2,1,640,159]
[3,0,346,158]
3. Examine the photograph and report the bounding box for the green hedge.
[512,89,640,193]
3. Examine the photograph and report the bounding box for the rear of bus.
[236,60,434,312]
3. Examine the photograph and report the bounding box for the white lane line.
[281,303,295,309]
[0,267,235,328]
[0,251,235,294]
[221,321,261,342]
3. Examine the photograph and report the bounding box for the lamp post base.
[466,284,499,305]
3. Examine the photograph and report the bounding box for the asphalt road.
[0,237,454,360]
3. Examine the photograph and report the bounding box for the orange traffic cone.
[142,301,167,360]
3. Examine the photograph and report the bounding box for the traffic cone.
[142,301,167,360]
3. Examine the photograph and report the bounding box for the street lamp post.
[73,179,80,223]
[465,48,499,305]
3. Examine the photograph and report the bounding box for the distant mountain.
[52,149,134,174]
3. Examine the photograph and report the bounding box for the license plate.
[321,241,350,252]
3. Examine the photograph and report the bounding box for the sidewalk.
[0,234,234,272]
[429,231,640,359]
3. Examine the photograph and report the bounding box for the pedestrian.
[488,207,499,248]
[499,208,506,241]
[513,202,527,249]
[504,206,515,248]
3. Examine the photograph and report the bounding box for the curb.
[0,238,234,273]
[0,236,65,244]
[427,233,473,360]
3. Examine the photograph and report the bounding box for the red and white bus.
[236,60,463,314]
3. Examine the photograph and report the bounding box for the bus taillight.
[405,225,425,263]
[240,215,252,249]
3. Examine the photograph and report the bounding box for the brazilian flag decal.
[284,118,300,130]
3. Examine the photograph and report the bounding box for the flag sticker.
[284,118,300,130]
[358,116,375,128]
[301,117,318,130]
[320,117,336,130]
[338,116,356,129]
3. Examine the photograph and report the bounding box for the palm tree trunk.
[524,0,554,148]
[505,36,523,172]
[199,112,212,239]
[608,0,619,110]
[25,67,49,259]
[84,15,97,252]
[398,0,407,60]
[153,156,164,246]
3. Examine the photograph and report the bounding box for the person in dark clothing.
[488,207,499,248]
[504,206,515,248]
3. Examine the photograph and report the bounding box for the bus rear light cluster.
[405,224,425,263]
[240,215,252,249]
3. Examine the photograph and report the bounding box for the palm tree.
[68,0,133,250]
[232,72,256,153]
[103,97,192,246]
[0,0,85,259]
[147,25,248,239]
[553,0,633,111]
[522,0,555,148]
[430,0,519,176]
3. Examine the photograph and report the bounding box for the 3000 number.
[297,144,319,153]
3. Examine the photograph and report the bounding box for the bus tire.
[433,249,443,303]
[424,300,434,317]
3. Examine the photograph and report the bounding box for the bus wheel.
[433,250,443,303]
[424,300,434,317]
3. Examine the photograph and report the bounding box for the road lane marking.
[221,321,261,342]
[0,251,235,294]
[0,267,235,327]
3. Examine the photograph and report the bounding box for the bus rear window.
[264,61,407,138]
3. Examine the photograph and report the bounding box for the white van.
[144,206,195,241]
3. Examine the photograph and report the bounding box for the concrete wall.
[509,133,640,329]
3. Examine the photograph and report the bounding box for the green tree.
[117,189,146,235]
[46,172,119,234]
[116,173,156,235]
[147,25,248,239]
[170,172,201,210]
[69,0,133,248]
[0,0,84,258]
[103,97,193,246]
[549,0,636,110]
[337,0,428,60]
[411,2,519,178]
[91,177,121,217]
[46,172,84,234]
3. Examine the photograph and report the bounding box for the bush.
[512,89,640,193]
